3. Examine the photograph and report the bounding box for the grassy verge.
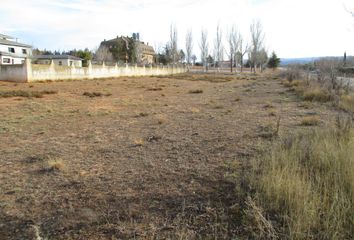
[247,118,353,239]
[281,79,354,113]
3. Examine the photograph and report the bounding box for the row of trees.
[158,20,280,72]
[32,19,282,70]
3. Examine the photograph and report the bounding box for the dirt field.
[0,73,338,239]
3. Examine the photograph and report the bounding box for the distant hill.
[280,57,320,66]
[280,56,353,66]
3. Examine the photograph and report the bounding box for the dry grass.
[338,94,354,113]
[281,79,301,88]
[0,90,58,98]
[133,138,145,146]
[263,101,274,109]
[268,109,277,116]
[243,197,278,239]
[300,116,320,126]
[250,121,354,239]
[157,116,167,124]
[190,107,200,113]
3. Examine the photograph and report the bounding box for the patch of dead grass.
[300,116,320,126]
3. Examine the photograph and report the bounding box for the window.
[22,49,27,54]
[3,58,11,63]
[8,47,15,53]
[70,61,73,66]
[58,61,62,66]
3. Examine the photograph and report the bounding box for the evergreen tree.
[267,51,280,70]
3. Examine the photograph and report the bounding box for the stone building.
[98,34,155,64]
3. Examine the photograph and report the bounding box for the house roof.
[137,42,155,55]
[0,38,32,48]
[34,55,83,60]
[0,33,14,39]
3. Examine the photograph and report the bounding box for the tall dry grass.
[250,118,354,239]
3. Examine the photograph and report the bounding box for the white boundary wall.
[0,59,186,82]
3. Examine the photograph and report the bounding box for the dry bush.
[46,159,65,171]
[279,65,302,82]
[300,116,320,126]
[188,89,203,94]
[83,92,111,98]
[147,87,163,91]
[250,121,354,239]
[302,87,332,102]
[136,112,149,117]
[281,80,301,88]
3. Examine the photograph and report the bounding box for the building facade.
[0,34,32,65]
[33,55,83,67]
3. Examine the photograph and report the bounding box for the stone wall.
[0,60,186,82]
[0,63,29,82]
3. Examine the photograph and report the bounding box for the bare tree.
[199,28,209,71]
[169,24,178,64]
[250,19,265,73]
[237,34,248,72]
[94,46,114,63]
[227,26,236,72]
[185,29,193,67]
[214,23,224,71]
[258,48,268,72]
[227,25,240,72]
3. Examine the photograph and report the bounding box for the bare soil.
[0,73,338,239]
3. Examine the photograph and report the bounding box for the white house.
[33,55,83,67]
[0,34,32,65]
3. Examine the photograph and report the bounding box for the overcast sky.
[0,0,353,59]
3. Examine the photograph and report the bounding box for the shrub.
[302,88,332,102]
